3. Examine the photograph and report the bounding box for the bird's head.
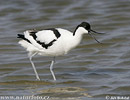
[74,22,104,43]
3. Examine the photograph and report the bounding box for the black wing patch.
[17,34,31,43]
[45,28,61,38]
[37,39,56,49]
[29,29,37,40]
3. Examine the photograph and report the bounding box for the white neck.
[67,28,85,50]
[64,27,88,54]
[73,27,84,42]
[73,27,88,42]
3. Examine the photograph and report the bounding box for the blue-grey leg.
[29,52,40,81]
[50,57,56,81]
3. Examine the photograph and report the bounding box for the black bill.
[88,29,105,44]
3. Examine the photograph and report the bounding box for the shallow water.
[0,0,130,100]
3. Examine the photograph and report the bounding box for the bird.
[17,22,103,81]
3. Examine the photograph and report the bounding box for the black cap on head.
[73,22,91,35]
[79,22,91,31]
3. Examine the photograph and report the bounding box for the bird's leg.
[29,52,40,81]
[50,57,56,81]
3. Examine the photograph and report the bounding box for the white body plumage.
[19,27,86,57]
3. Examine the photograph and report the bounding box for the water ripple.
[0,0,130,99]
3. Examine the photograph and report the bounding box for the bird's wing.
[24,28,61,49]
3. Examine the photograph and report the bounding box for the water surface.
[0,0,130,100]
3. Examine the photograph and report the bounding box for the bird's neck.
[69,28,84,49]
[74,27,85,40]
[64,27,85,54]
[74,29,84,43]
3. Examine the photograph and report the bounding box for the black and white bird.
[17,22,103,81]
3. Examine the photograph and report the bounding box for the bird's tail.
[17,34,31,43]
[17,34,25,39]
